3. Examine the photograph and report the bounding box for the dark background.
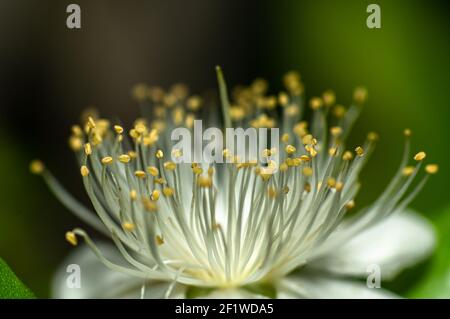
[0,0,449,297]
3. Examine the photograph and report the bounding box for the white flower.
[52,210,434,298]
[32,69,437,298]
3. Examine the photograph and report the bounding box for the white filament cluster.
[35,70,436,291]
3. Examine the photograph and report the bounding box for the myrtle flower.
[31,68,437,298]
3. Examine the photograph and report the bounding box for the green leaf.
[243,282,277,298]
[405,207,450,298]
[0,257,35,298]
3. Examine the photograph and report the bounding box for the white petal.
[204,288,267,299]
[52,243,184,298]
[309,210,435,280]
[277,272,397,299]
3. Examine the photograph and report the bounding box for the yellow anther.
[118,154,131,163]
[131,83,148,101]
[425,164,438,174]
[91,132,103,146]
[280,162,288,172]
[164,161,176,171]
[69,136,83,151]
[293,121,308,137]
[330,126,343,137]
[185,114,195,129]
[129,129,140,139]
[333,105,346,118]
[259,167,274,181]
[283,70,301,86]
[197,175,212,188]
[154,178,166,185]
[171,83,189,100]
[96,119,110,131]
[142,198,158,212]
[134,170,146,178]
[367,131,379,142]
[262,149,271,158]
[248,159,258,167]
[355,146,364,157]
[281,133,290,143]
[163,187,174,197]
[151,189,161,201]
[335,182,344,191]
[267,187,278,199]
[173,107,184,125]
[80,165,89,177]
[156,235,165,246]
[328,147,338,157]
[327,177,336,188]
[402,166,415,176]
[101,156,113,165]
[147,166,159,176]
[156,150,164,159]
[187,95,203,111]
[65,231,78,246]
[71,125,83,137]
[404,128,412,137]
[309,147,318,157]
[286,158,294,167]
[114,125,124,134]
[87,116,96,129]
[285,105,299,116]
[278,92,289,106]
[353,86,368,104]
[300,155,311,162]
[130,190,138,201]
[292,158,301,166]
[143,129,159,146]
[302,167,313,177]
[309,97,323,110]
[222,148,231,158]
[323,90,336,107]
[164,94,177,107]
[30,160,44,175]
[414,151,426,161]
[302,134,314,145]
[128,151,137,159]
[251,78,268,95]
[122,222,135,232]
[84,143,92,156]
[345,200,355,210]
[249,114,276,128]
[148,86,164,102]
[172,149,183,158]
[342,151,353,161]
[304,183,311,193]
[285,144,296,155]
[265,96,277,110]
[282,186,290,194]
[192,166,203,175]
[229,106,245,121]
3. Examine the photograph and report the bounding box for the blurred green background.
[0,0,449,297]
